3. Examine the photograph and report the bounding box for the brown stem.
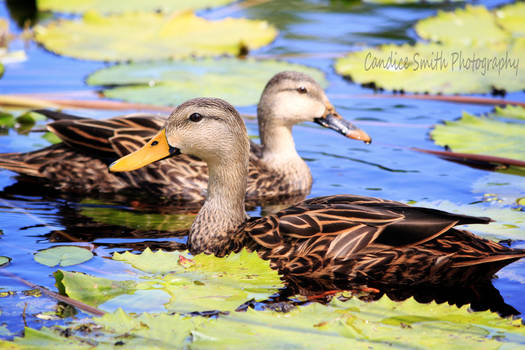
[0,269,105,316]
[411,148,525,168]
[330,93,525,107]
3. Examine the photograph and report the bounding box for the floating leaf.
[34,246,93,267]
[495,2,525,36]
[113,248,187,274]
[363,0,460,3]
[334,42,525,94]
[494,105,525,121]
[0,256,11,267]
[416,200,525,241]
[431,110,525,161]
[414,5,509,47]
[42,131,61,144]
[0,111,15,128]
[15,111,47,124]
[80,200,195,231]
[34,11,278,61]
[86,58,326,106]
[37,0,235,14]
[54,270,135,307]
[3,296,525,349]
[335,3,525,94]
[56,249,282,313]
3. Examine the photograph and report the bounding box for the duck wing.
[243,194,520,280]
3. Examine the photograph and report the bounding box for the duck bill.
[109,129,180,172]
[314,111,371,143]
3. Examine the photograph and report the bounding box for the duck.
[109,97,525,285]
[0,71,370,206]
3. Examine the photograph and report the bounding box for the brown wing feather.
[242,195,525,283]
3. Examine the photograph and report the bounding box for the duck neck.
[188,153,248,255]
[258,114,312,191]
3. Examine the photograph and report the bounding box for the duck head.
[258,71,371,143]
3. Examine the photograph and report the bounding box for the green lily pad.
[494,105,525,121]
[37,0,235,14]
[417,200,525,241]
[54,270,136,307]
[334,41,525,94]
[34,11,278,62]
[42,131,61,144]
[363,0,460,3]
[3,296,525,349]
[34,246,93,267]
[0,112,15,128]
[495,2,525,36]
[113,248,186,274]
[55,249,282,313]
[16,111,47,124]
[80,199,196,231]
[335,3,525,94]
[414,5,509,47]
[0,256,11,267]
[86,58,326,106]
[431,110,525,161]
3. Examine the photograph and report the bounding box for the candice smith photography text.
[364,50,520,76]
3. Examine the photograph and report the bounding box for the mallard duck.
[109,97,525,284]
[0,71,370,206]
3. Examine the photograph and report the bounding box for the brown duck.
[0,71,370,206]
[110,97,525,284]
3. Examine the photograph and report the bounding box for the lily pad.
[54,270,136,307]
[3,296,525,349]
[0,256,11,267]
[86,58,326,106]
[431,110,525,161]
[80,200,196,231]
[363,0,460,3]
[0,112,15,128]
[494,105,525,121]
[335,3,525,94]
[37,0,235,14]
[34,11,278,61]
[334,41,525,94]
[495,2,525,36]
[56,249,283,313]
[414,5,509,47]
[34,246,93,267]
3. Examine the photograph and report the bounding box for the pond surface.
[0,0,524,340]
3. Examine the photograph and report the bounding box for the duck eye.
[189,113,203,122]
[151,141,159,146]
[297,86,307,94]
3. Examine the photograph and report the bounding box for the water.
[0,0,524,339]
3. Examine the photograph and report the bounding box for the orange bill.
[109,128,179,172]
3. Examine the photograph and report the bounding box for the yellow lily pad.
[34,11,278,61]
[495,2,525,36]
[334,42,525,94]
[87,58,326,106]
[414,5,509,47]
[431,108,525,161]
[37,0,235,14]
[335,3,525,94]
[3,296,525,349]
